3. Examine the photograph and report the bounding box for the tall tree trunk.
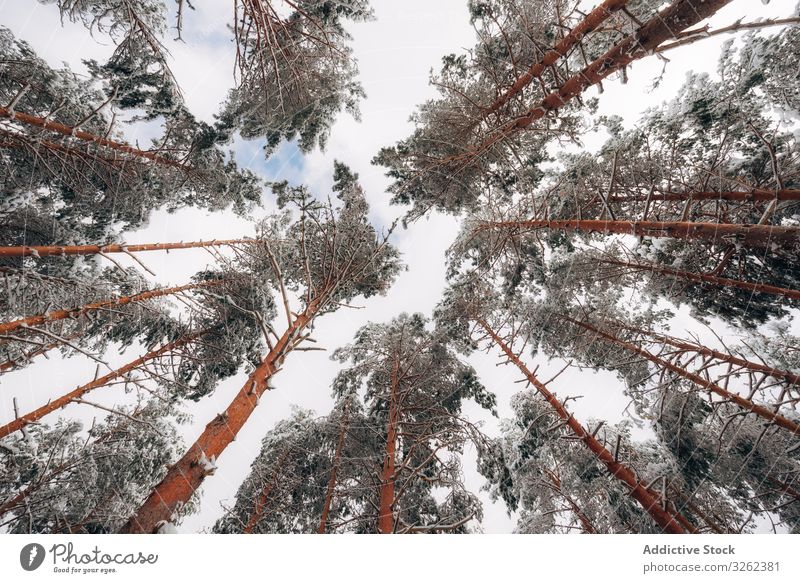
[476,318,691,534]
[318,399,350,534]
[0,279,225,335]
[118,299,321,534]
[479,0,629,121]
[0,239,251,259]
[599,258,800,301]
[477,219,799,248]
[611,320,800,387]
[606,189,800,203]
[0,330,206,439]
[565,317,800,435]
[0,126,131,171]
[464,0,734,157]
[0,106,189,170]
[243,448,292,534]
[378,357,401,534]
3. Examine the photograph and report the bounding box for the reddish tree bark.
[0,331,206,439]
[119,299,321,534]
[565,317,800,435]
[0,126,134,172]
[612,321,800,387]
[377,357,401,534]
[460,0,734,159]
[477,219,799,248]
[476,318,691,534]
[318,400,350,534]
[0,239,252,259]
[766,475,800,502]
[599,258,800,301]
[0,279,224,336]
[480,0,630,120]
[0,106,189,170]
[655,16,800,53]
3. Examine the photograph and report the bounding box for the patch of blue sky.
[231,134,305,183]
[172,4,235,48]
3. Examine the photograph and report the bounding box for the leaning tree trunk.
[0,239,251,259]
[477,219,799,248]
[318,399,351,534]
[0,279,225,335]
[564,317,800,435]
[0,330,207,439]
[479,0,630,121]
[476,318,692,534]
[0,106,189,170]
[0,125,132,172]
[599,258,800,301]
[462,0,734,158]
[377,357,401,534]
[611,321,800,387]
[119,299,321,534]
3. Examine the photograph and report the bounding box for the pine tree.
[375,0,738,218]
[462,25,800,328]
[0,330,205,440]
[119,163,402,533]
[481,390,695,533]
[435,281,692,533]
[214,313,495,534]
[329,313,494,533]
[37,0,180,120]
[0,261,282,437]
[219,0,373,155]
[0,27,261,244]
[655,388,800,533]
[0,263,181,378]
[212,406,366,534]
[3,0,796,537]
[0,398,184,533]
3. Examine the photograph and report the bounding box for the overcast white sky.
[0,0,796,533]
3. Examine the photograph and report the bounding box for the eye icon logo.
[20,543,46,571]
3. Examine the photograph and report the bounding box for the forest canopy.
[0,0,798,535]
